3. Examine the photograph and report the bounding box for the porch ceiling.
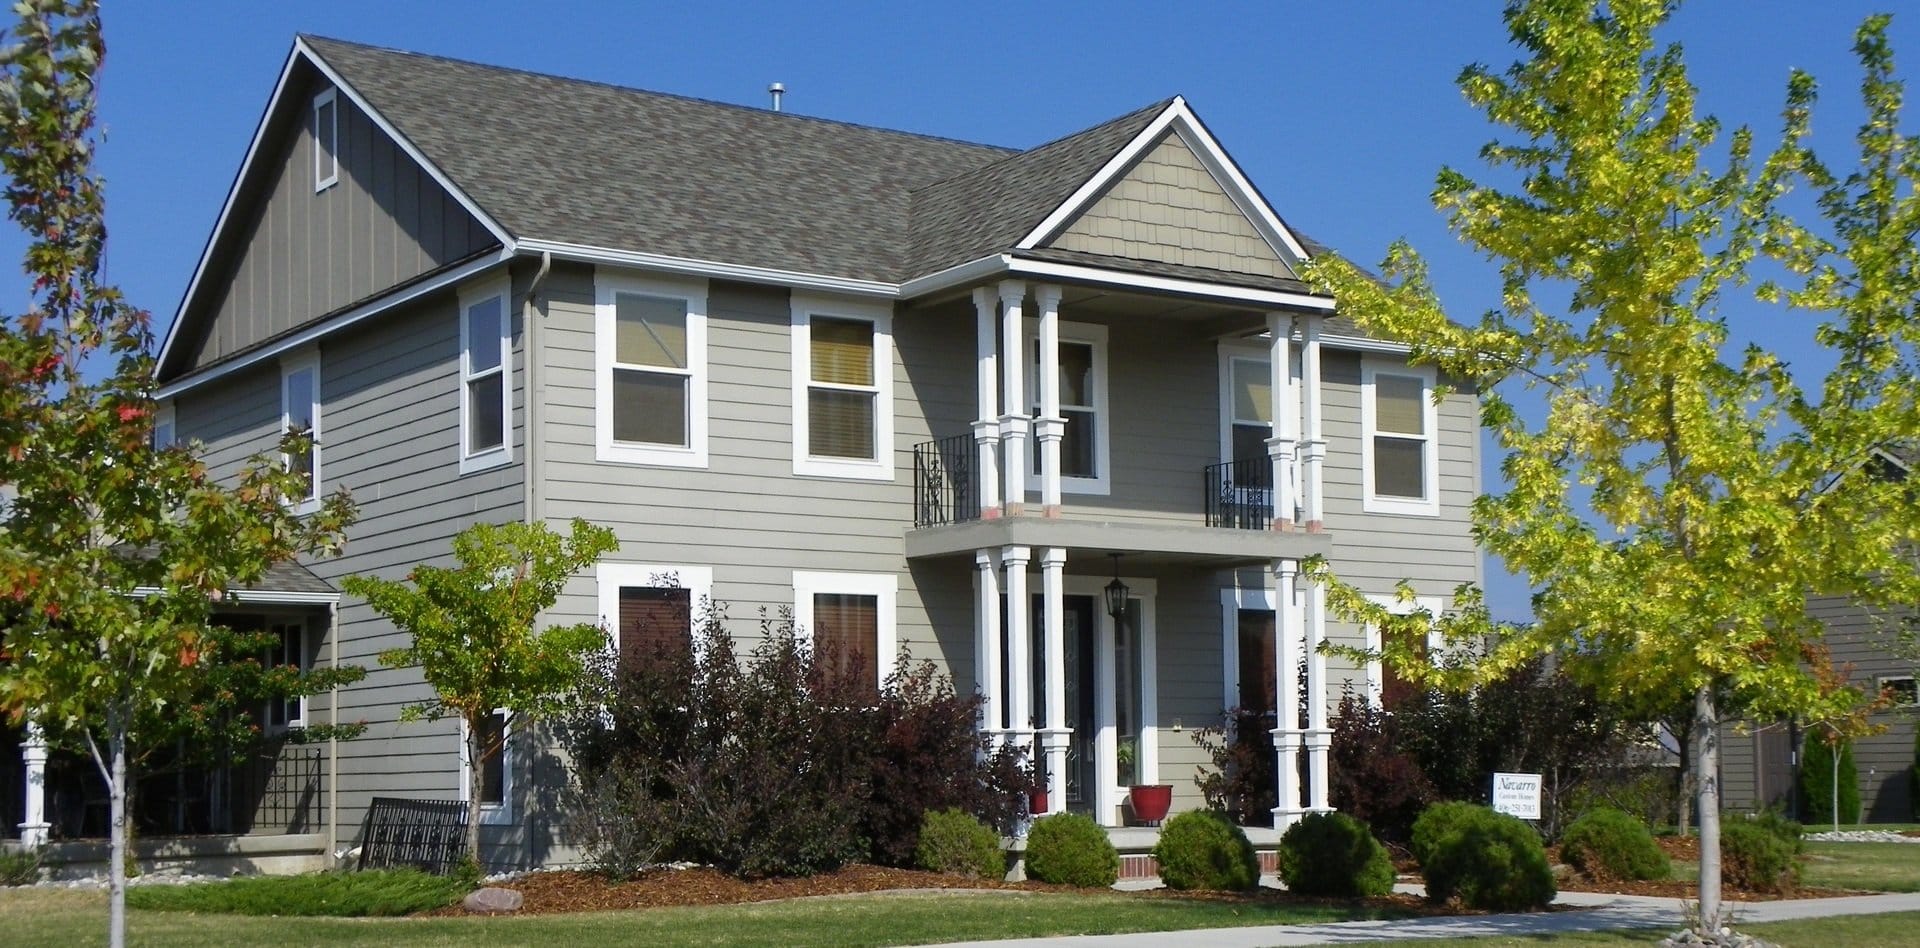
[904,516,1331,567]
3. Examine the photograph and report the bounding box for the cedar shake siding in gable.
[175,69,496,375]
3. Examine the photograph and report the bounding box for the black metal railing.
[913,434,979,527]
[358,797,470,874]
[1204,457,1273,529]
[251,745,323,835]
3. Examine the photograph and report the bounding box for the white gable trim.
[157,39,516,378]
[1015,97,1311,269]
[1005,256,1333,312]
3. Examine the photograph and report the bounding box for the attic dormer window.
[313,87,338,192]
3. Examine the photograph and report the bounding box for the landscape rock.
[1804,830,1920,844]
[1659,927,1780,948]
[463,886,524,914]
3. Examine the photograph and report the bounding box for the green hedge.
[915,808,1005,880]
[1560,807,1669,882]
[125,870,468,917]
[1414,802,1555,911]
[1152,810,1260,892]
[1025,813,1119,887]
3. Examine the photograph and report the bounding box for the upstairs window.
[1024,320,1109,494]
[312,88,338,192]
[1362,359,1438,516]
[1881,675,1917,708]
[460,281,511,472]
[792,296,893,479]
[280,351,321,514]
[1225,355,1271,463]
[595,272,707,467]
[153,400,176,450]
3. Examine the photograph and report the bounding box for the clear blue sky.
[59,1,1920,620]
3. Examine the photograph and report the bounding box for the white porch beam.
[1003,545,1034,760]
[998,282,1030,516]
[972,288,1003,519]
[1271,558,1305,828]
[1038,547,1069,814]
[1266,314,1298,531]
[1033,285,1065,517]
[1301,314,1326,532]
[976,549,1004,745]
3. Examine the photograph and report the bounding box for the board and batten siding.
[172,266,526,859]
[179,69,495,375]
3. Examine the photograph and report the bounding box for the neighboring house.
[1721,451,1920,823]
[5,36,1480,869]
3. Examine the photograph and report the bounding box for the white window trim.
[791,294,894,480]
[312,87,338,192]
[1362,593,1445,708]
[1878,674,1917,707]
[458,709,515,824]
[458,278,513,474]
[792,570,898,688]
[265,616,309,731]
[1360,358,1440,516]
[1024,319,1110,495]
[280,349,321,515]
[1218,585,1279,714]
[596,562,714,657]
[153,399,176,450]
[594,269,709,467]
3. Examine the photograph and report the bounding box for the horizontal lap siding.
[175,272,526,847]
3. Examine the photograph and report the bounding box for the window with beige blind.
[793,571,896,690]
[1226,355,1272,463]
[596,274,707,467]
[791,297,893,479]
[1362,359,1438,515]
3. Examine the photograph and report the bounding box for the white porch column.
[998,281,1030,516]
[1003,545,1034,761]
[972,287,1003,519]
[1271,559,1305,828]
[1301,314,1326,533]
[1304,577,1333,813]
[1266,314,1298,530]
[1038,547,1069,814]
[1033,285,1065,518]
[19,721,49,847]
[975,549,1004,746]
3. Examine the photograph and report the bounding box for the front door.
[1033,595,1099,812]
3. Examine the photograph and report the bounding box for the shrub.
[1193,709,1277,828]
[126,870,466,916]
[1910,728,1919,821]
[1024,813,1119,887]
[1799,735,1861,825]
[1410,800,1487,868]
[915,809,1005,880]
[1329,692,1434,844]
[1152,810,1260,892]
[1744,808,1804,855]
[1277,812,1395,898]
[0,847,41,886]
[1419,805,1556,911]
[1722,821,1800,893]
[1559,808,1668,882]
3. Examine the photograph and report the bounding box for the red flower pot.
[1128,784,1173,824]
[1028,789,1050,814]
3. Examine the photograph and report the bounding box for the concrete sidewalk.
[929,889,1920,947]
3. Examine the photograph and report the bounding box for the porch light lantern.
[1103,553,1130,621]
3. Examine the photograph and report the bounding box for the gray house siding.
[172,264,527,858]
[177,70,495,376]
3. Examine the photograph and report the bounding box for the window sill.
[459,446,512,476]
[794,456,893,481]
[597,442,709,469]
[1362,494,1440,517]
[477,803,514,826]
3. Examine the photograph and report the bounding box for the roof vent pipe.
[768,82,785,112]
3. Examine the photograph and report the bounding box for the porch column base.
[1303,728,1334,814]
[1037,728,1072,815]
[1271,807,1309,831]
[20,722,48,847]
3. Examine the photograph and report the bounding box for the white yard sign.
[1491,772,1542,821]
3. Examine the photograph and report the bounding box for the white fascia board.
[130,586,341,606]
[896,253,1011,300]
[1004,256,1334,312]
[1013,97,1311,268]
[519,238,896,299]
[1319,333,1412,355]
[155,249,511,400]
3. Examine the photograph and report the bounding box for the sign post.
[1491,772,1542,821]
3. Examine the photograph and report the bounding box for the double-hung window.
[595,272,707,467]
[597,563,713,670]
[1224,355,1272,464]
[312,87,338,192]
[1361,358,1438,515]
[793,571,896,696]
[792,295,893,479]
[460,281,511,472]
[1024,320,1109,493]
[462,710,513,821]
[280,350,321,514]
[1880,675,1918,708]
[153,400,176,451]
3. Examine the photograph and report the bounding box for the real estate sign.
[1491,772,1542,820]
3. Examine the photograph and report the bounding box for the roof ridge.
[908,97,1175,196]
[297,34,1018,157]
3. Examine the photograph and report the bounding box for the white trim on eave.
[1013,97,1312,268]
[518,238,895,299]
[1004,256,1333,312]
[157,38,517,378]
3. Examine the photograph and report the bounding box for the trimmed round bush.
[1722,821,1800,894]
[1419,805,1556,911]
[1745,809,1804,855]
[1277,811,1395,898]
[915,808,1005,880]
[1560,808,1669,882]
[1025,812,1119,887]
[1410,800,1486,868]
[1152,810,1260,892]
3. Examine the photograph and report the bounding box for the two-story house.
[8,36,1481,870]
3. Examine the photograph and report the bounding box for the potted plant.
[1025,762,1049,815]
[1117,737,1173,824]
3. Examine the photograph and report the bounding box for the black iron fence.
[913,434,979,527]
[1204,457,1274,529]
[251,745,324,835]
[358,797,469,875]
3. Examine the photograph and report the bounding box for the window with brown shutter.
[812,592,878,696]
[618,586,692,670]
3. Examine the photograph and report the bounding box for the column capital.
[972,418,1001,441]
[1002,545,1032,566]
[1000,415,1032,438]
[1301,311,1324,339]
[1303,440,1327,460]
[976,548,1000,569]
[1040,547,1068,567]
[972,285,998,314]
[1033,283,1063,308]
[997,279,1028,307]
[1272,558,1300,580]
[1032,416,1067,443]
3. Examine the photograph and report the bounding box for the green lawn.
[0,886,1407,947]
[1668,841,1920,893]
[1341,911,1920,947]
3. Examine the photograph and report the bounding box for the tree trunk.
[1671,715,1693,836]
[1692,684,1722,934]
[466,714,485,870]
[108,711,129,948]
